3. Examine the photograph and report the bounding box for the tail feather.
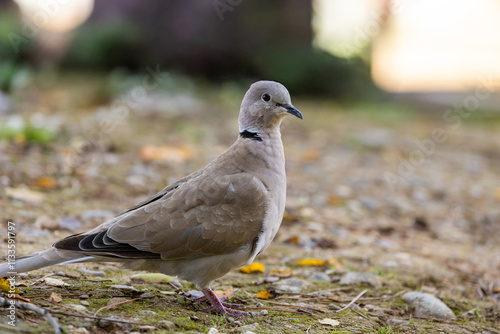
[0,248,93,277]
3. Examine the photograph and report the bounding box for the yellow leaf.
[238,262,265,274]
[256,290,271,300]
[32,177,57,189]
[0,278,20,294]
[297,258,325,266]
[50,292,62,303]
[214,287,234,299]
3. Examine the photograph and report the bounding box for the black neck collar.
[239,130,263,142]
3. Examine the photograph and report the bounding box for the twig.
[329,302,370,320]
[242,306,317,315]
[0,297,62,334]
[49,310,152,326]
[335,289,368,313]
[93,295,151,317]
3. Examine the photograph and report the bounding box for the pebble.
[80,300,89,306]
[81,209,114,220]
[140,293,154,298]
[339,272,381,287]
[139,325,156,332]
[65,304,87,312]
[402,291,456,320]
[308,272,330,282]
[236,323,259,331]
[208,327,218,334]
[139,310,157,315]
[110,284,139,293]
[58,217,82,232]
[158,320,175,330]
[79,268,106,277]
[273,278,306,294]
[98,316,132,331]
[387,318,411,327]
[186,290,204,299]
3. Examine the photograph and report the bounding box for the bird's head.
[239,81,303,133]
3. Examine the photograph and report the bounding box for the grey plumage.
[0,80,302,315]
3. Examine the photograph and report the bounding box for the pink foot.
[197,288,248,317]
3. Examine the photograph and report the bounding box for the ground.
[0,73,499,333]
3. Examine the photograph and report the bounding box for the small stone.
[66,304,87,312]
[58,217,82,231]
[71,328,90,334]
[81,209,114,220]
[158,320,175,330]
[139,310,157,315]
[273,278,306,294]
[387,319,411,327]
[186,290,204,299]
[207,327,218,334]
[80,300,89,306]
[237,323,259,331]
[110,284,139,293]
[34,215,58,230]
[139,325,156,332]
[339,272,381,287]
[402,291,456,320]
[65,271,82,278]
[140,293,154,298]
[98,316,132,331]
[79,268,106,277]
[79,294,90,299]
[308,272,330,282]
[50,292,62,303]
[384,261,399,268]
[107,297,128,310]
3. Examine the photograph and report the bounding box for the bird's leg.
[198,288,248,316]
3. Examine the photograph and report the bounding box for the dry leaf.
[140,145,192,162]
[268,269,292,278]
[214,287,234,299]
[328,195,342,205]
[297,258,325,266]
[323,257,342,267]
[300,148,321,162]
[5,187,45,205]
[0,278,20,294]
[256,290,271,300]
[319,318,340,327]
[285,236,300,244]
[50,292,62,303]
[43,277,69,287]
[32,177,57,189]
[495,188,500,201]
[238,262,265,274]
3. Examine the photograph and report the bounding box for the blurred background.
[0,1,499,331]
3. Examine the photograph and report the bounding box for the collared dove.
[0,80,302,316]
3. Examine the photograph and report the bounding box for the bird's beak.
[278,103,303,120]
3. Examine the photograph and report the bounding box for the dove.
[0,80,302,316]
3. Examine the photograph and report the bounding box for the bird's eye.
[261,93,271,102]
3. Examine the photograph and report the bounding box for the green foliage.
[0,122,56,145]
[62,21,144,69]
[253,47,378,97]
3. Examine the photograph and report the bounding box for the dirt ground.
[0,74,499,333]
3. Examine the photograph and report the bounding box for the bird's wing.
[54,172,268,260]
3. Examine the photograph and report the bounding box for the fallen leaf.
[256,290,271,300]
[214,287,234,299]
[140,145,192,163]
[285,236,300,244]
[50,292,62,303]
[0,278,20,294]
[300,148,321,162]
[43,277,69,287]
[319,318,340,327]
[268,269,293,278]
[31,177,57,189]
[328,194,342,205]
[130,273,175,283]
[239,262,265,274]
[297,258,325,266]
[5,187,45,205]
[323,257,342,267]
